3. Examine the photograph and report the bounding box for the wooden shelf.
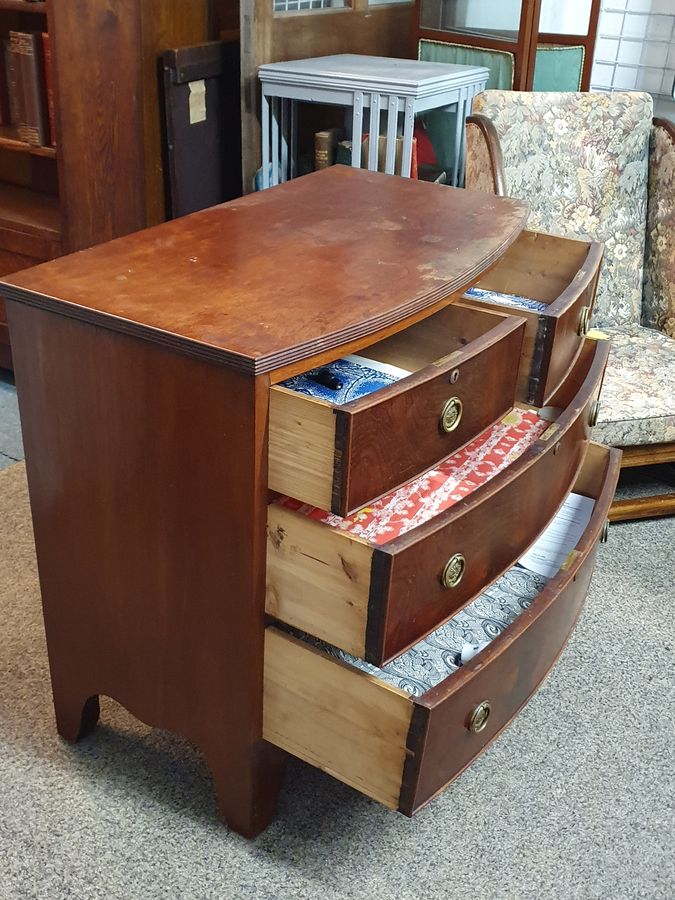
[0,183,60,240]
[0,1,47,12]
[0,126,55,159]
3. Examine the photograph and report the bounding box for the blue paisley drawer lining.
[465,286,548,313]
[288,564,548,698]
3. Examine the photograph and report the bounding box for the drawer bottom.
[263,444,620,814]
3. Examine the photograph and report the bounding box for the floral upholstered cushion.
[594,326,675,447]
[642,121,675,339]
[471,91,652,328]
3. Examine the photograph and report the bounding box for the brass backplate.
[441,553,465,589]
[440,397,463,433]
[468,700,491,733]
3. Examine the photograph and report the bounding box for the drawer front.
[375,340,608,662]
[534,258,602,405]
[404,547,598,812]
[264,444,621,814]
[333,316,525,516]
[269,309,525,517]
[402,446,620,813]
[267,338,609,666]
[464,230,603,407]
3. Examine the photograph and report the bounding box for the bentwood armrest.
[465,114,507,197]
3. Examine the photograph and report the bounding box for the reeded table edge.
[0,209,526,376]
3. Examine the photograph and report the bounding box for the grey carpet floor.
[0,377,23,470]
[0,462,673,900]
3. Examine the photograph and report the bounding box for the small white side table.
[257,54,489,190]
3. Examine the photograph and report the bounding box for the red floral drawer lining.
[276,408,548,546]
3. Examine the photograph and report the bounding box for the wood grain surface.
[372,338,609,662]
[466,230,604,405]
[0,167,529,374]
[262,445,621,815]
[268,304,525,515]
[333,309,525,515]
[6,300,286,837]
[400,444,621,814]
[264,339,608,665]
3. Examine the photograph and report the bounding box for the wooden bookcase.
[0,0,213,369]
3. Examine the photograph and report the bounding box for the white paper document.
[518,492,595,579]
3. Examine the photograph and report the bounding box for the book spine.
[0,42,10,126]
[11,31,47,147]
[42,32,56,147]
[5,37,22,127]
[314,128,339,171]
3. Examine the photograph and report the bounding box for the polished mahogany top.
[0,166,528,374]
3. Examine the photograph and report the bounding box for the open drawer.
[266,337,609,665]
[462,230,603,407]
[264,442,621,816]
[269,303,525,516]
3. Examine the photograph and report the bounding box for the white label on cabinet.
[189,80,207,125]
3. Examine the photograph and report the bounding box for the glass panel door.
[539,0,592,36]
[420,0,524,43]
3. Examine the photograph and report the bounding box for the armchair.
[465,91,675,521]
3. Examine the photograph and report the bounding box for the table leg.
[271,97,280,187]
[400,97,415,179]
[280,98,289,183]
[52,685,100,742]
[261,91,270,190]
[456,88,471,187]
[367,92,382,172]
[384,95,399,175]
[352,91,364,167]
[208,741,287,838]
[290,101,298,179]
[451,95,466,187]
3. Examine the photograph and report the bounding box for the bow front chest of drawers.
[0,167,619,838]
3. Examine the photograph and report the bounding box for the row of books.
[0,31,56,148]
[314,125,447,184]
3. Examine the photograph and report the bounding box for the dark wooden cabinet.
[0,0,214,367]
[0,168,618,837]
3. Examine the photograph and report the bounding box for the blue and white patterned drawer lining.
[293,564,548,698]
[465,286,548,314]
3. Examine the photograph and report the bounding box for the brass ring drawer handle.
[588,399,600,427]
[468,701,491,733]
[578,305,591,336]
[441,553,465,589]
[440,397,463,433]
[601,519,610,543]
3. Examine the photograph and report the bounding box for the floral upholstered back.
[642,122,675,338]
[471,91,653,327]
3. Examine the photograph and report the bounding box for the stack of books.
[315,129,419,179]
[0,31,56,148]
